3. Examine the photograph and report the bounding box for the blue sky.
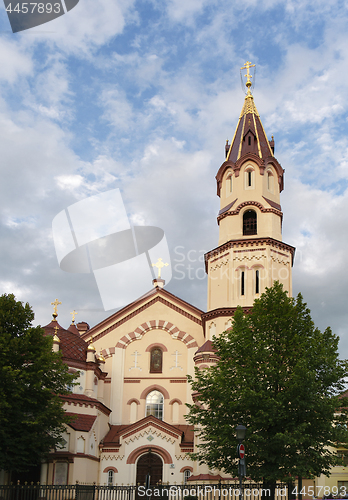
[1,0,348,356]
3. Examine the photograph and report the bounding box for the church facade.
[7,64,346,489]
[39,64,297,486]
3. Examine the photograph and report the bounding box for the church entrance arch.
[136,452,163,486]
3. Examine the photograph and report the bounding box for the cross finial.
[70,310,78,324]
[152,257,169,278]
[51,298,61,321]
[241,60,256,93]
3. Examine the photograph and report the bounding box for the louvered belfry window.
[243,209,257,235]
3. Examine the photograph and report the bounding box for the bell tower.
[203,62,295,338]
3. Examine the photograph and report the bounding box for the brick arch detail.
[169,398,182,405]
[145,343,168,352]
[127,398,140,405]
[140,385,170,400]
[127,445,172,464]
[103,467,118,473]
[218,200,283,224]
[115,320,198,349]
[235,265,250,271]
[180,466,193,473]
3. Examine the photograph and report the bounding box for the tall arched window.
[245,167,254,189]
[145,390,164,420]
[107,470,114,486]
[226,173,233,195]
[184,469,192,484]
[255,269,260,294]
[243,210,257,235]
[150,347,163,373]
[267,170,274,192]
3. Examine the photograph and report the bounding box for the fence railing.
[0,483,292,500]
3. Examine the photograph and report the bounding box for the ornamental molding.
[205,237,295,271]
[217,200,282,225]
[101,455,124,461]
[175,454,193,460]
[85,293,203,346]
[123,427,176,445]
[210,259,229,271]
[231,254,267,264]
[114,320,198,351]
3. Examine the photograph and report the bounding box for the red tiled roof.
[61,393,111,415]
[67,323,80,335]
[44,321,87,362]
[195,340,217,354]
[66,412,96,431]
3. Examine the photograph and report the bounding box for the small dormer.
[243,129,257,155]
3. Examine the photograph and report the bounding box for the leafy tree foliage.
[0,294,77,473]
[187,282,348,483]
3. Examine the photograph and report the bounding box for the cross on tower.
[241,60,255,92]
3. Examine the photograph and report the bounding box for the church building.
[39,62,296,486]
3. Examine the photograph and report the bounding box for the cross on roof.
[152,258,169,279]
[51,298,61,320]
[70,310,78,323]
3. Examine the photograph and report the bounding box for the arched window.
[107,470,114,486]
[226,173,233,195]
[241,271,245,296]
[150,347,162,373]
[184,469,192,484]
[245,167,254,189]
[255,269,260,294]
[145,390,164,420]
[267,170,274,192]
[243,210,257,235]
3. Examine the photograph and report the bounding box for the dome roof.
[44,320,88,363]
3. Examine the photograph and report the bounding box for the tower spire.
[203,63,295,339]
[226,61,274,163]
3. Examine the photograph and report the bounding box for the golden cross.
[241,60,255,89]
[152,258,169,279]
[70,310,78,323]
[51,298,61,317]
[54,326,59,335]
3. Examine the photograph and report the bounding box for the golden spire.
[152,258,169,279]
[88,336,96,351]
[70,310,78,324]
[51,298,61,321]
[53,325,60,343]
[239,61,259,118]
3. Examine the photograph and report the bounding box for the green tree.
[187,282,348,488]
[0,294,77,474]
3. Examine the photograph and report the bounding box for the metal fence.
[0,483,292,500]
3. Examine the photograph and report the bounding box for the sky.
[1,0,348,357]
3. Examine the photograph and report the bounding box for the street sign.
[238,443,245,459]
